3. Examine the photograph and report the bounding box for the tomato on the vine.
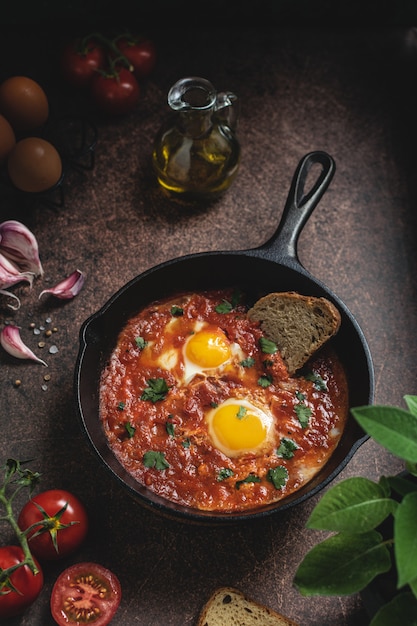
[18,489,88,561]
[115,36,156,79]
[51,562,121,626]
[90,67,140,116]
[61,38,106,88]
[0,546,43,618]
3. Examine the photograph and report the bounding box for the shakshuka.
[99,289,349,512]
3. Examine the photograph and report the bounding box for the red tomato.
[116,36,157,79]
[51,562,121,626]
[0,546,43,618]
[90,67,140,116]
[61,38,106,88]
[18,489,88,561]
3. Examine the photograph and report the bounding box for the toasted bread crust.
[197,587,299,626]
[247,291,341,375]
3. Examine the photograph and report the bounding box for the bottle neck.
[178,109,213,139]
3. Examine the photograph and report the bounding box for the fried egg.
[182,323,244,382]
[206,398,275,458]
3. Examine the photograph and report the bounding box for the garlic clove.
[39,269,85,300]
[0,219,43,277]
[0,324,48,366]
[0,289,21,310]
[0,252,34,288]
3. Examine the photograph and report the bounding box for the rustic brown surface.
[1,22,417,626]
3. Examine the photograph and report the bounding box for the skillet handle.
[257,151,336,265]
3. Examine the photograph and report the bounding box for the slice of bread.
[247,291,341,375]
[197,587,299,626]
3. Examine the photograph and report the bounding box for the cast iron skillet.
[75,151,374,524]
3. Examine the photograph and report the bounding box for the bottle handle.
[215,92,239,131]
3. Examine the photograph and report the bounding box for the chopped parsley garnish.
[170,305,183,316]
[267,466,289,490]
[117,401,125,411]
[236,406,247,419]
[135,336,147,350]
[182,438,191,448]
[125,422,136,438]
[217,468,234,481]
[166,421,175,437]
[305,371,328,391]
[277,437,298,459]
[215,300,233,314]
[141,378,169,403]
[258,374,273,388]
[294,392,312,428]
[240,356,255,368]
[259,337,278,354]
[263,359,274,368]
[143,450,170,470]
[235,474,261,490]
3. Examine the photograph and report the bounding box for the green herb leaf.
[235,474,261,490]
[277,437,298,459]
[351,405,417,463]
[259,337,277,354]
[305,371,328,391]
[395,491,417,588]
[294,530,391,596]
[215,300,233,314]
[267,466,288,490]
[125,422,135,438]
[141,378,169,403]
[295,403,311,428]
[240,356,255,368]
[182,438,191,448]
[170,305,183,316]
[217,468,234,481]
[307,477,397,533]
[236,406,247,419]
[117,401,125,411]
[166,421,175,437]
[258,374,273,388]
[135,336,147,350]
[404,394,417,417]
[143,450,170,470]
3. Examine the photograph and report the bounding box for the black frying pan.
[75,151,374,524]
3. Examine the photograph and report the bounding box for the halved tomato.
[50,562,121,625]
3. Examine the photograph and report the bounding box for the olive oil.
[152,77,240,199]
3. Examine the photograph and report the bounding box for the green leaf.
[351,405,417,463]
[305,371,328,391]
[307,477,397,532]
[240,356,255,368]
[387,474,417,498]
[236,406,247,419]
[217,468,234,481]
[404,395,417,417]
[143,451,169,470]
[259,337,277,354]
[267,466,288,490]
[294,530,391,596]
[370,591,417,626]
[257,374,272,388]
[125,422,135,438]
[140,378,169,403]
[135,336,147,350]
[395,492,417,588]
[215,300,232,314]
[170,305,183,316]
[235,474,261,489]
[276,437,298,459]
[295,403,311,428]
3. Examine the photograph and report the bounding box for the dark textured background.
[0,18,417,626]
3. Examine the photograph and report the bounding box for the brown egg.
[0,76,49,132]
[7,137,62,193]
[0,114,16,165]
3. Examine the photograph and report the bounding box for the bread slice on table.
[247,291,341,375]
[197,587,299,626]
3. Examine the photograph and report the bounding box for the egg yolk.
[185,329,231,368]
[210,402,269,454]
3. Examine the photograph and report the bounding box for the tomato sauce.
[99,289,349,512]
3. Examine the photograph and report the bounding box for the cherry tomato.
[51,562,121,626]
[18,489,88,561]
[116,35,156,79]
[61,38,106,89]
[90,67,140,116]
[0,546,43,618]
